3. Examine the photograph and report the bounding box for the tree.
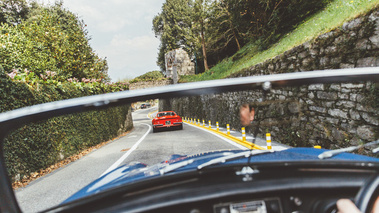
[0,0,29,25]
[153,0,189,70]
[190,0,211,71]
[227,0,333,49]
[211,0,242,50]
[0,2,109,81]
[153,0,333,73]
[153,0,213,73]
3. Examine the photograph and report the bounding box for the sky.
[37,0,165,81]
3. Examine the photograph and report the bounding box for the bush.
[0,68,132,181]
[0,3,109,81]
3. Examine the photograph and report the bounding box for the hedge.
[0,69,133,181]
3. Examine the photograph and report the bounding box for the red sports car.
[152,111,183,133]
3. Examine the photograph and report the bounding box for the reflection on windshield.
[1,0,379,211]
[0,77,377,212]
[159,81,378,153]
[240,104,255,127]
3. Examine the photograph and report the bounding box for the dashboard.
[53,165,378,213]
[150,187,358,213]
[214,198,282,213]
[141,167,374,213]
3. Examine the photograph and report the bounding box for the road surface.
[15,106,247,212]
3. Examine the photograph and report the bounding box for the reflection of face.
[240,105,255,126]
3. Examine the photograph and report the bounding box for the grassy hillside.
[129,71,165,83]
[180,0,379,82]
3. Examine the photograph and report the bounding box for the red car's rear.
[152,111,183,132]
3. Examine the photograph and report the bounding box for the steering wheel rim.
[355,175,379,213]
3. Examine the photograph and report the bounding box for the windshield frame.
[0,68,379,212]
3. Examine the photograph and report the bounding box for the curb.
[183,120,266,150]
[147,109,158,119]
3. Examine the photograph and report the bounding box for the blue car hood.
[63,148,379,203]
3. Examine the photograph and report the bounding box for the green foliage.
[0,2,109,81]
[154,0,333,74]
[0,1,130,181]
[0,68,132,181]
[4,106,130,180]
[129,71,166,83]
[180,0,379,82]
[153,0,214,72]
[0,66,37,112]
[226,0,333,48]
[364,83,379,109]
[207,0,242,53]
[0,0,29,25]
[153,0,193,71]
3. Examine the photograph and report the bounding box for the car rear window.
[158,112,176,117]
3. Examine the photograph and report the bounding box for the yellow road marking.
[183,121,266,150]
[147,110,158,119]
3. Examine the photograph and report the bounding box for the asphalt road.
[15,106,246,212]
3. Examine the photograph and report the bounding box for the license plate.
[166,121,171,125]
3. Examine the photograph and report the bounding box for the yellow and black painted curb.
[147,111,265,150]
[147,110,158,119]
[183,120,266,150]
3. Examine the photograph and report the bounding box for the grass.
[180,0,379,83]
[129,70,166,83]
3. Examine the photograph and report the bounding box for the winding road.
[15,106,247,212]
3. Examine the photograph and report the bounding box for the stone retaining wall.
[229,10,379,78]
[129,79,172,90]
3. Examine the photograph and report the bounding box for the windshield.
[0,1,378,213]
[157,112,176,117]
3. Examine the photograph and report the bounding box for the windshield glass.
[0,0,378,212]
[3,72,378,212]
[157,112,176,117]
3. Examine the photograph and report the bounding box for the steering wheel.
[355,175,379,213]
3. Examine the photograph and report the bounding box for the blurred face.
[240,104,255,126]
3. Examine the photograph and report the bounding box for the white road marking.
[147,107,158,119]
[186,124,289,151]
[237,136,254,140]
[269,146,288,151]
[185,123,248,150]
[100,123,151,177]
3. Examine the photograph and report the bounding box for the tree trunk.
[224,5,241,51]
[201,25,209,71]
[232,28,241,50]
